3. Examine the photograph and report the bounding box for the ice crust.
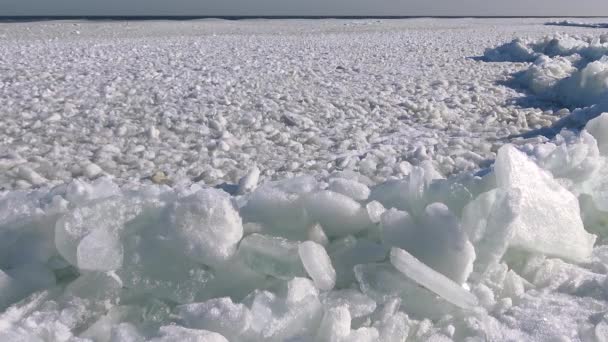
[2,19,608,342]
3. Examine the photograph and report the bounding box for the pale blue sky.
[2,0,608,16]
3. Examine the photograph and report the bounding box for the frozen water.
[380,204,476,284]
[149,326,228,342]
[2,18,608,342]
[168,189,243,266]
[321,289,377,318]
[315,306,351,342]
[238,233,305,279]
[390,248,478,309]
[462,188,521,278]
[177,298,252,341]
[587,113,608,155]
[327,178,370,201]
[303,191,372,237]
[494,145,596,262]
[298,241,336,291]
[76,228,124,271]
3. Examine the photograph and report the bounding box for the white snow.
[1,17,608,342]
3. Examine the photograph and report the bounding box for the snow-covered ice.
[1,17,608,341]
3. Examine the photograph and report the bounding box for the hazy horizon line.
[1,15,607,22]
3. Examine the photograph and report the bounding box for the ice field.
[1,18,608,341]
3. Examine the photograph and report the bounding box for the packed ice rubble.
[546,21,608,29]
[0,113,607,341]
[484,34,608,137]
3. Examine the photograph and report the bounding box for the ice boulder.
[169,189,243,266]
[55,197,145,268]
[327,178,370,201]
[240,186,310,239]
[380,204,476,284]
[0,264,55,310]
[558,57,608,108]
[518,55,577,96]
[315,306,351,342]
[390,248,478,309]
[374,311,411,342]
[329,236,387,288]
[586,112,608,155]
[354,263,459,319]
[176,297,252,341]
[149,326,228,342]
[76,228,124,271]
[298,241,336,291]
[321,289,377,318]
[494,145,596,262]
[462,189,521,278]
[250,278,323,341]
[303,191,372,237]
[534,130,601,184]
[237,233,305,279]
[484,39,538,62]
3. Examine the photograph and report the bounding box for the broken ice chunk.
[354,263,458,319]
[303,191,372,237]
[240,186,310,239]
[55,196,155,268]
[76,228,124,271]
[494,145,596,262]
[329,236,387,287]
[169,189,243,266]
[0,264,55,310]
[238,166,261,194]
[328,178,371,201]
[298,241,336,291]
[149,326,228,342]
[286,277,319,307]
[321,289,377,318]
[586,113,608,155]
[374,311,410,342]
[110,323,145,342]
[365,201,385,224]
[307,223,329,246]
[259,291,322,341]
[66,271,122,301]
[316,306,351,342]
[177,297,252,341]
[462,189,521,278]
[348,327,379,342]
[390,248,478,309]
[238,233,305,279]
[380,204,476,284]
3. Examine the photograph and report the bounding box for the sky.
[1,0,608,17]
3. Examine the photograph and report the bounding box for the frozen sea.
[1,18,608,341]
[0,18,603,189]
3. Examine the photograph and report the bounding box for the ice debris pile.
[0,113,608,341]
[485,33,608,135]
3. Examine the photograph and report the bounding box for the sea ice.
[298,241,336,291]
[177,298,252,341]
[494,145,596,262]
[380,204,475,284]
[390,247,479,309]
[168,189,243,266]
[238,233,305,279]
